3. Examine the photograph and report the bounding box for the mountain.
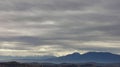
[45,52,120,63]
[5,52,120,63]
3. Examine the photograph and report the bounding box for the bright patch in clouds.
[41,21,56,25]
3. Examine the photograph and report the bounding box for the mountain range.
[43,52,120,63]
[1,52,120,63]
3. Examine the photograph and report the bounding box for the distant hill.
[45,52,120,63]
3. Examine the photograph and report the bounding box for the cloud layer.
[0,0,120,56]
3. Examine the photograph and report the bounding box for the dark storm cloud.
[0,0,120,56]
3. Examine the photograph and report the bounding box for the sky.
[0,0,120,57]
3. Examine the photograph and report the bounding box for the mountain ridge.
[3,52,120,63]
[45,52,120,63]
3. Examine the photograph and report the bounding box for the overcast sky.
[0,0,120,56]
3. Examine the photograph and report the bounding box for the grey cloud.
[102,0,120,11]
[0,0,119,11]
[0,0,120,56]
[0,0,101,11]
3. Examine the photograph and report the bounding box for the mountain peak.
[72,52,80,55]
[61,52,81,58]
[66,52,81,56]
